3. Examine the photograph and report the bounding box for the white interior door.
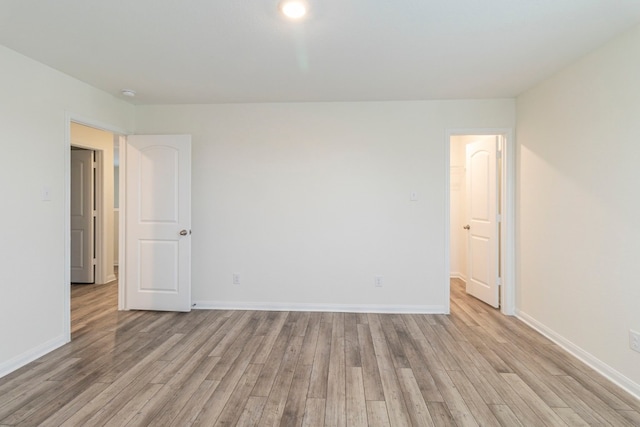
[465,138,499,307]
[70,149,94,283]
[125,135,191,312]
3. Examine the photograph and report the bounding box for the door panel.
[138,240,179,291]
[126,135,191,312]
[465,138,499,308]
[139,146,179,222]
[70,149,94,283]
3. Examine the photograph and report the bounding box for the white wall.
[517,24,640,394]
[135,100,515,312]
[0,45,133,376]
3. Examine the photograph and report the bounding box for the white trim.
[450,273,466,282]
[516,310,640,400]
[445,128,515,316]
[192,301,445,314]
[0,335,67,379]
[94,149,105,284]
[63,117,72,343]
[443,134,451,314]
[113,206,120,267]
[117,136,127,310]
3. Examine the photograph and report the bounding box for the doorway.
[447,130,514,315]
[65,118,125,341]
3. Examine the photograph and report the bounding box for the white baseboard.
[516,310,640,400]
[0,335,68,379]
[450,273,466,282]
[192,301,446,314]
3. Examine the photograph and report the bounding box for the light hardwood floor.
[1,279,639,426]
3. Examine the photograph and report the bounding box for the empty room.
[1,1,639,425]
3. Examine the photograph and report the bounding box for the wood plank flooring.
[1,279,639,426]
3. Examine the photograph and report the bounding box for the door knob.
[463,225,470,230]
[179,229,188,236]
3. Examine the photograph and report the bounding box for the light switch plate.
[42,185,52,201]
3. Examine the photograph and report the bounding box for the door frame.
[445,128,515,315]
[64,112,129,341]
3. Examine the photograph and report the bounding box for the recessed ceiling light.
[279,0,308,19]
[121,89,136,97]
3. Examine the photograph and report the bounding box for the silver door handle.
[179,229,189,236]
[463,225,470,230]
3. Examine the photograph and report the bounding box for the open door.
[125,135,192,311]
[70,149,95,283]
[465,137,499,308]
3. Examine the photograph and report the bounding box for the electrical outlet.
[630,330,640,353]
[374,276,383,287]
[232,273,240,285]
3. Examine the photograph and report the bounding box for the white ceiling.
[2,1,640,105]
